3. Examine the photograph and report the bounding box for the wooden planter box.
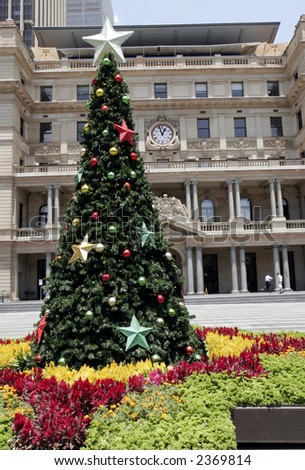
[231,406,305,444]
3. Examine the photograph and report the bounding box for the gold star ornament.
[82,18,134,65]
[69,235,96,264]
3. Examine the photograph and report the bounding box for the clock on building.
[150,122,175,145]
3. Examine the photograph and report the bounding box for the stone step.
[185,291,305,305]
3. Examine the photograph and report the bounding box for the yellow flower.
[161,413,167,420]
[131,413,137,420]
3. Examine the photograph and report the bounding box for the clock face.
[151,123,174,145]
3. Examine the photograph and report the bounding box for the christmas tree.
[32,19,202,369]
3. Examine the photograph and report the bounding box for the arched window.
[39,204,48,227]
[201,199,214,222]
[240,198,251,221]
[282,198,289,219]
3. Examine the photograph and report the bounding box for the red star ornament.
[113,119,137,145]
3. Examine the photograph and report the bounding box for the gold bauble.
[81,184,90,193]
[95,88,104,97]
[109,147,118,156]
[83,123,90,133]
[80,147,87,157]
[72,218,81,227]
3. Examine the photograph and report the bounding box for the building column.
[228,179,235,219]
[192,180,199,221]
[54,185,60,225]
[272,245,280,291]
[269,179,277,217]
[195,246,204,294]
[46,185,53,226]
[186,247,195,295]
[46,252,52,278]
[239,246,248,293]
[235,179,241,218]
[276,179,284,217]
[282,245,292,291]
[230,246,239,293]
[12,251,19,301]
[184,180,192,219]
[7,0,12,19]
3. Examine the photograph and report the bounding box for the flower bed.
[1,327,305,449]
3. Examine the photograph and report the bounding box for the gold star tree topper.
[82,17,134,65]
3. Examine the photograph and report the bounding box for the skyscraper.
[0,1,113,47]
[66,0,113,26]
[0,0,66,47]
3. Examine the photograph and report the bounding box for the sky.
[112,0,304,44]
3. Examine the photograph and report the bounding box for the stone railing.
[15,158,305,176]
[33,54,286,72]
[13,219,305,242]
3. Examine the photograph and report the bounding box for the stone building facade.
[1,15,305,300]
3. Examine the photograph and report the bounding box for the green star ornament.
[118,315,153,351]
[137,222,156,248]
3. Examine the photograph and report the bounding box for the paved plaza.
[1,291,305,339]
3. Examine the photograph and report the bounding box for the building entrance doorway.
[203,254,219,294]
[246,253,258,292]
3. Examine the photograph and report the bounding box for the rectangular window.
[267,81,280,96]
[20,117,24,137]
[297,110,303,131]
[270,117,283,137]
[234,118,247,138]
[197,118,210,138]
[77,122,87,141]
[231,82,244,97]
[40,86,53,102]
[40,122,52,143]
[154,83,167,99]
[195,83,208,98]
[77,85,89,101]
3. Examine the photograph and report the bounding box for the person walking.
[277,272,284,293]
[264,274,273,292]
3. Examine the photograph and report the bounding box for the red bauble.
[114,74,123,82]
[156,294,165,304]
[101,273,111,282]
[122,249,131,259]
[92,79,97,85]
[35,354,42,363]
[90,157,98,166]
[123,182,131,190]
[91,211,99,221]
[101,104,109,112]
[130,152,139,161]
[185,345,195,355]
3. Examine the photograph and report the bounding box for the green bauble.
[138,276,146,286]
[107,171,115,180]
[85,310,94,320]
[103,57,111,65]
[58,357,66,365]
[102,129,109,137]
[108,225,116,235]
[168,308,176,317]
[151,354,161,362]
[156,317,165,327]
[122,95,130,104]
[130,170,137,179]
